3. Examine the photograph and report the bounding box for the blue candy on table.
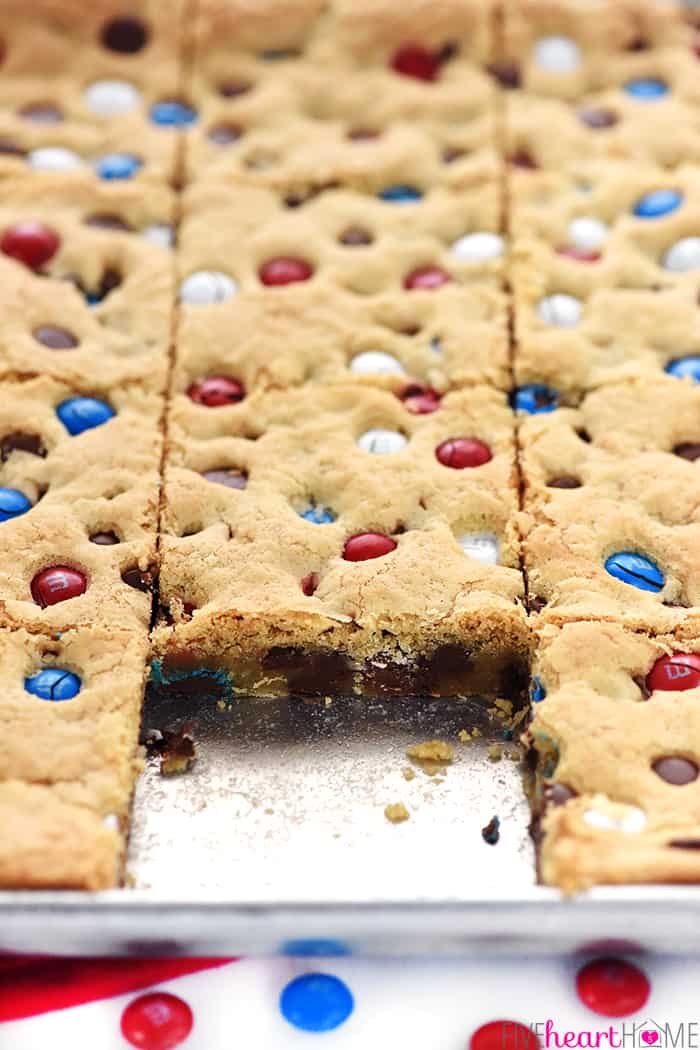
[633,189,683,219]
[150,100,198,126]
[604,551,665,593]
[25,667,82,701]
[280,973,354,1033]
[378,185,423,203]
[94,153,142,180]
[624,78,668,100]
[666,356,700,383]
[56,397,115,435]
[300,505,336,525]
[511,384,559,414]
[0,487,31,521]
[530,676,547,703]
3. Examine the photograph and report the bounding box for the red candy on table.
[259,257,313,286]
[647,652,700,693]
[557,246,602,263]
[576,958,650,1018]
[436,437,492,469]
[391,44,441,82]
[404,266,452,291]
[343,533,397,562]
[187,376,246,407]
[1,222,60,269]
[31,566,87,607]
[121,992,194,1050]
[399,384,442,414]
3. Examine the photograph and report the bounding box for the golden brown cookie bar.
[186,0,497,184]
[510,167,700,398]
[526,622,700,890]
[0,376,162,635]
[153,384,530,698]
[0,179,174,390]
[0,625,149,889]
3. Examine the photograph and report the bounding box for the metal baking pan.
[3,687,700,956]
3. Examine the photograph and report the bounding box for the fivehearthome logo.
[503,1020,700,1050]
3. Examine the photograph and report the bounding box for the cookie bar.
[0,376,162,636]
[0,179,175,390]
[511,166,700,399]
[518,377,700,633]
[153,384,530,699]
[526,621,700,891]
[176,179,509,391]
[0,624,149,889]
[184,0,497,185]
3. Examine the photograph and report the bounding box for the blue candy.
[624,78,668,100]
[57,397,115,435]
[94,153,142,180]
[280,973,354,1033]
[633,189,683,219]
[300,505,336,525]
[604,551,664,593]
[530,676,546,703]
[0,487,31,522]
[379,185,422,203]
[511,384,559,415]
[25,668,82,701]
[666,356,700,383]
[150,100,198,127]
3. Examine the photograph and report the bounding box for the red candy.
[399,384,442,414]
[404,266,452,291]
[343,532,397,562]
[557,246,602,263]
[470,1020,541,1050]
[187,376,245,407]
[31,566,87,608]
[301,571,319,596]
[1,222,60,270]
[436,437,492,469]
[646,652,700,694]
[576,958,650,1018]
[121,992,194,1050]
[259,257,313,286]
[391,44,440,82]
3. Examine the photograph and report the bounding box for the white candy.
[568,216,608,251]
[28,147,83,172]
[179,270,238,305]
[663,237,700,273]
[583,803,647,834]
[357,429,408,455]
[350,351,405,376]
[83,79,142,116]
[103,814,120,833]
[451,232,504,262]
[537,293,582,327]
[143,223,175,249]
[458,532,500,565]
[532,36,581,74]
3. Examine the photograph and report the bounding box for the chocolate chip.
[442,146,466,164]
[347,128,381,141]
[263,647,353,696]
[488,61,521,88]
[19,103,63,123]
[85,214,133,232]
[544,782,577,807]
[669,838,700,850]
[547,476,581,489]
[122,567,152,592]
[653,756,699,785]
[528,596,547,614]
[33,325,78,349]
[509,150,538,170]
[578,107,618,129]
[437,42,458,64]
[1,432,46,460]
[674,442,700,462]
[201,468,248,489]
[576,428,592,444]
[207,123,243,144]
[339,226,374,246]
[0,140,25,157]
[90,531,120,545]
[101,16,149,54]
[633,674,651,700]
[219,81,252,98]
[284,193,307,208]
[481,815,501,845]
[627,37,649,52]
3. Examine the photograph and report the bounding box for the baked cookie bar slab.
[153,383,530,698]
[0,376,162,636]
[184,0,497,185]
[526,621,700,892]
[518,377,700,632]
[0,624,149,890]
[176,179,509,391]
[510,166,700,399]
[0,179,175,390]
